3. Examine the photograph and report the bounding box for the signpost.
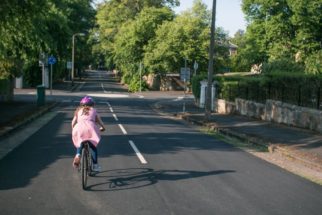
[67,61,72,81]
[181,59,191,113]
[180,67,191,82]
[39,53,49,87]
[194,61,198,76]
[67,61,72,69]
[48,55,57,95]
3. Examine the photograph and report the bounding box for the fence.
[217,77,322,110]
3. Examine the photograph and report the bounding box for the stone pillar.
[211,81,218,111]
[15,76,23,89]
[199,80,208,108]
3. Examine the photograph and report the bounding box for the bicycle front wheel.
[81,148,88,190]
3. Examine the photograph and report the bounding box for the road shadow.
[85,168,235,191]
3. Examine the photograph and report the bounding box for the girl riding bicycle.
[71,96,105,171]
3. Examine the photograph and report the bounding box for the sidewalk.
[0,81,79,138]
[154,97,322,176]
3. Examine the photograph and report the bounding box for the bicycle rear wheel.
[87,148,93,176]
[81,147,88,190]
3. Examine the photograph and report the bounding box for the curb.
[0,102,58,138]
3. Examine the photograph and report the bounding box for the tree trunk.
[0,78,14,102]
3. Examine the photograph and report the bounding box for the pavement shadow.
[85,168,235,191]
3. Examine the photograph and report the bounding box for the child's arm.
[71,109,78,129]
[71,116,77,129]
[95,114,105,131]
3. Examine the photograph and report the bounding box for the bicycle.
[77,127,105,190]
[79,141,93,190]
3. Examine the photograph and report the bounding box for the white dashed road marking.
[129,140,147,164]
[108,102,147,164]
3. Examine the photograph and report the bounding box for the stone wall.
[145,74,160,90]
[235,98,265,120]
[216,99,236,115]
[146,74,184,91]
[215,98,322,133]
[264,100,322,132]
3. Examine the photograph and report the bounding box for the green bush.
[191,74,207,99]
[24,63,42,87]
[215,71,322,108]
[262,58,304,74]
[128,74,148,92]
[217,80,239,101]
[305,50,322,75]
[194,70,322,109]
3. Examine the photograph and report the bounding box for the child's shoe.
[92,164,101,172]
[73,155,80,168]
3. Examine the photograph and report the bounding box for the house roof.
[228,42,238,49]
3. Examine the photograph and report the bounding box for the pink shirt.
[72,107,101,148]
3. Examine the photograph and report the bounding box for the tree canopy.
[241,0,322,73]
[2,0,320,93]
[0,0,95,82]
[95,0,230,91]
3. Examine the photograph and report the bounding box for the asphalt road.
[0,70,322,215]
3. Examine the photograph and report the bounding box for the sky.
[174,0,247,37]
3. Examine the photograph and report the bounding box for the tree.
[144,0,211,75]
[230,29,245,46]
[0,0,95,101]
[0,0,49,78]
[95,0,179,69]
[241,0,322,68]
[113,6,175,89]
[289,0,322,60]
[144,0,229,76]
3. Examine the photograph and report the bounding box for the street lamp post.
[139,62,143,93]
[72,33,85,85]
[205,0,217,121]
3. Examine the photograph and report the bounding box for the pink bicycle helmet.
[80,96,94,106]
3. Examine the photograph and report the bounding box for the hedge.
[191,72,322,109]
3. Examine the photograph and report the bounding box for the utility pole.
[71,33,85,86]
[183,58,187,113]
[205,0,217,121]
[72,35,75,86]
[139,62,142,93]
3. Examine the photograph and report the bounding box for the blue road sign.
[48,56,57,65]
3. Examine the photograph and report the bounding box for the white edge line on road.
[129,140,147,164]
[118,124,127,135]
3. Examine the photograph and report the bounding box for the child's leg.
[73,145,82,168]
[88,142,98,164]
